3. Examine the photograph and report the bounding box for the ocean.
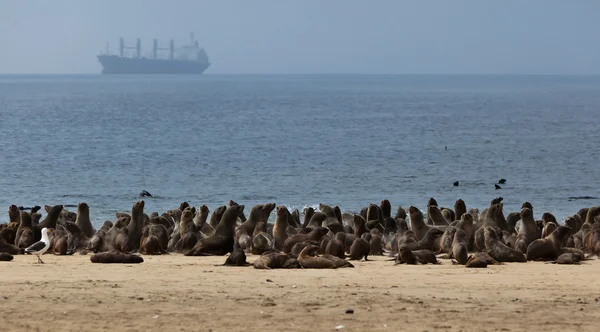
[1,74,599,227]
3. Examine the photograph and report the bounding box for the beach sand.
[1,254,599,332]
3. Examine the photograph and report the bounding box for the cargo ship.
[97,33,210,74]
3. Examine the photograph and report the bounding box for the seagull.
[24,227,52,263]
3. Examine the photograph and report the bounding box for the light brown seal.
[298,245,337,269]
[252,251,300,269]
[484,226,526,262]
[514,207,540,254]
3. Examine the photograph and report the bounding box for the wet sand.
[1,254,599,332]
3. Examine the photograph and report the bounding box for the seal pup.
[298,245,337,269]
[252,251,300,269]
[222,243,250,266]
[24,227,52,263]
[464,252,500,268]
[395,245,417,265]
[185,204,245,256]
[0,252,13,261]
[547,252,581,265]
[90,252,144,264]
[484,226,526,263]
[325,233,346,259]
[347,237,370,261]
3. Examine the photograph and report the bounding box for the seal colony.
[0,196,598,268]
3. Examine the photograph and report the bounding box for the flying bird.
[24,227,52,264]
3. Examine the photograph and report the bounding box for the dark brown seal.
[395,245,417,265]
[484,226,526,262]
[90,252,144,264]
[526,225,572,261]
[348,237,370,260]
[185,204,245,256]
[222,243,250,266]
[454,199,467,221]
[282,227,329,253]
[0,252,14,261]
[298,245,337,269]
[0,235,22,254]
[15,211,34,249]
[75,202,95,238]
[208,205,227,229]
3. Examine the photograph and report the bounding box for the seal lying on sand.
[90,252,144,264]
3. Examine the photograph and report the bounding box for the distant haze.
[0,0,599,75]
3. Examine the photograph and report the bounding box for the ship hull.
[97,55,210,74]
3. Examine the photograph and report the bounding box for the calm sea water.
[1,74,599,227]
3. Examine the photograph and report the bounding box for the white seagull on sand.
[24,227,52,263]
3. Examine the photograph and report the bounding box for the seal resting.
[0,252,14,261]
[484,226,526,263]
[90,252,144,264]
[548,252,581,265]
[252,251,300,269]
[298,245,336,269]
[185,204,245,256]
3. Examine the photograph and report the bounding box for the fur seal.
[272,206,290,250]
[90,252,144,264]
[395,206,407,220]
[451,228,468,265]
[222,243,250,266]
[75,203,95,238]
[15,211,34,249]
[0,252,14,261]
[185,204,245,256]
[526,225,572,261]
[298,245,337,269]
[548,252,581,265]
[347,237,370,260]
[464,252,501,268]
[395,245,417,265]
[282,227,329,253]
[514,208,540,254]
[0,235,23,254]
[193,205,210,229]
[228,200,247,223]
[34,204,63,242]
[208,205,227,229]
[325,233,346,259]
[380,200,392,219]
[428,205,449,226]
[251,222,274,255]
[484,226,526,262]
[454,199,466,220]
[252,251,300,269]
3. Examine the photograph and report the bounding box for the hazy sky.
[0,0,599,74]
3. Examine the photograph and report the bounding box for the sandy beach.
[1,254,599,332]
